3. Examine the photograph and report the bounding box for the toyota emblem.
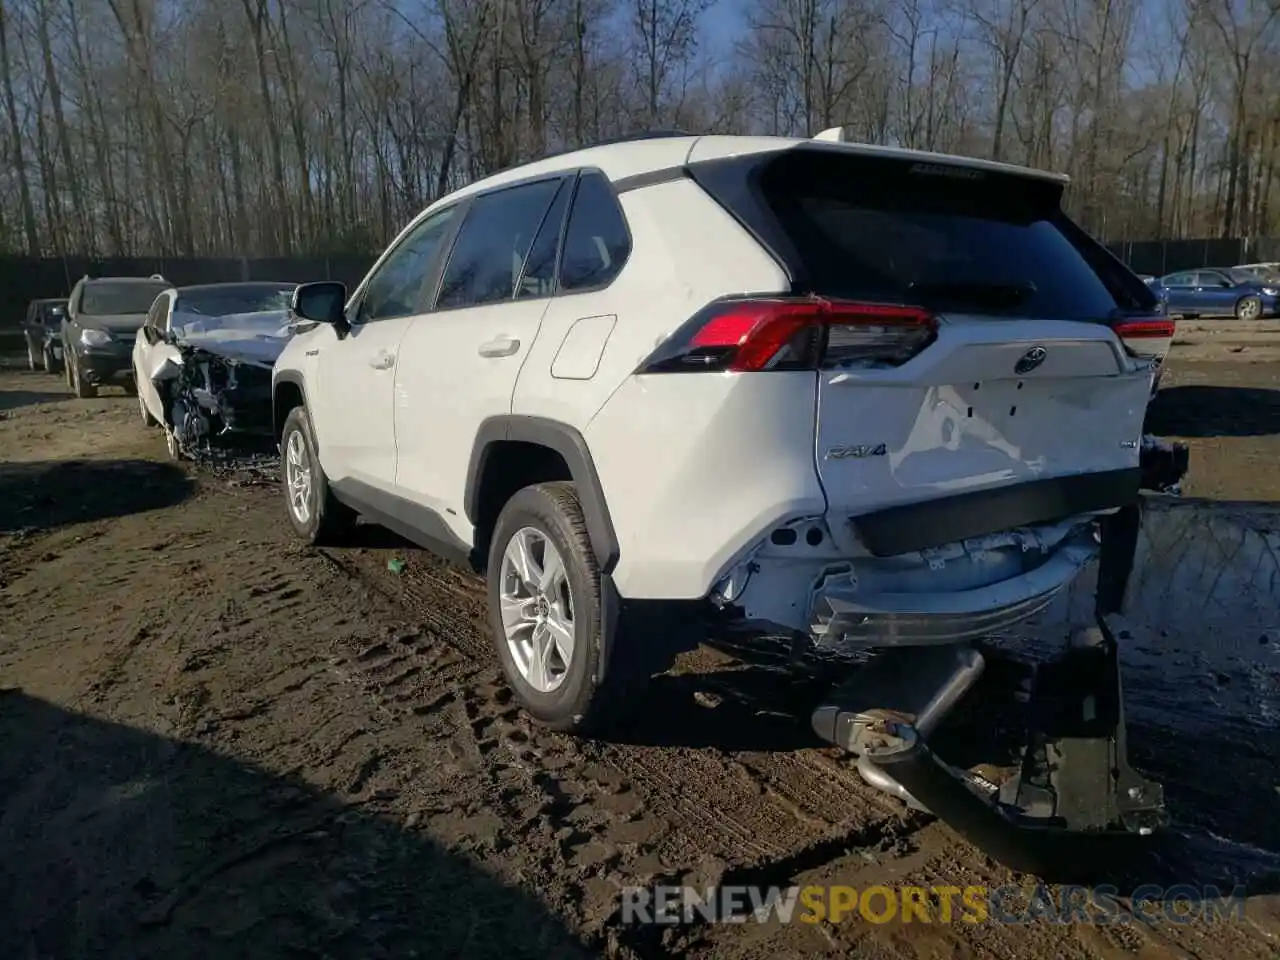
[1014,345,1048,374]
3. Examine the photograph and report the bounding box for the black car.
[61,274,171,398]
[22,298,69,372]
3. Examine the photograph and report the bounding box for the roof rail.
[494,130,699,174]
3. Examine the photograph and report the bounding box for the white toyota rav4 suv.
[272,130,1170,736]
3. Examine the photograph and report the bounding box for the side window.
[517,180,571,300]
[358,207,457,324]
[436,178,563,311]
[1166,273,1190,286]
[558,173,631,292]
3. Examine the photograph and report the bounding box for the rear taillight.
[1111,318,1175,339]
[637,297,937,373]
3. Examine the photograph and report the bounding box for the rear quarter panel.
[510,176,788,430]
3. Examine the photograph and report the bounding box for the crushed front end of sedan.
[148,311,291,459]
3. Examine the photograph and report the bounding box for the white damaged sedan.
[132,281,297,458]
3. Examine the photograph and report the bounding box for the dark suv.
[62,275,170,398]
[22,298,68,372]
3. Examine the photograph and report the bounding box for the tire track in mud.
[313,544,913,938]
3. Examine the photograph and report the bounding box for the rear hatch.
[687,145,1163,554]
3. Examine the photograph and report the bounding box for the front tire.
[487,482,659,734]
[70,359,98,399]
[1236,295,1262,321]
[279,405,356,545]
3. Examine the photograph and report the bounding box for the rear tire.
[1235,295,1262,321]
[487,482,659,734]
[280,405,357,545]
[138,389,158,427]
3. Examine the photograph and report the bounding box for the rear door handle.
[369,351,394,370]
[478,337,520,358]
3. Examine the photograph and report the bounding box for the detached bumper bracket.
[810,440,1189,873]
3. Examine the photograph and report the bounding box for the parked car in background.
[1151,267,1279,320]
[21,298,68,372]
[1232,261,1280,282]
[132,281,297,459]
[61,274,171,398]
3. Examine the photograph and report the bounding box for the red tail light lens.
[638,297,937,373]
[1111,319,1175,339]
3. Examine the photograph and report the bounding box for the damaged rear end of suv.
[593,132,1185,872]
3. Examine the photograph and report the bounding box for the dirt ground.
[1,323,1278,959]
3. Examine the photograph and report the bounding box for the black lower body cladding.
[850,469,1142,557]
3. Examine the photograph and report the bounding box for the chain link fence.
[1105,238,1280,276]
[6,239,1280,326]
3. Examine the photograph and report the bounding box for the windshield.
[80,282,168,316]
[174,285,295,317]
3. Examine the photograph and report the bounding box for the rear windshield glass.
[80,281,168,316]
[174,285,295,317]
[701,150,1153,320]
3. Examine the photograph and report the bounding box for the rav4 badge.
[825,443,888,459]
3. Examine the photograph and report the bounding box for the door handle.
[369,351,395,370]
[478,336,520,358]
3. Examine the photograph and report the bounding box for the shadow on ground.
[0,459,194,533]
[0,689,593,959]
[1146,385,1280,437]
[0,384,66,412]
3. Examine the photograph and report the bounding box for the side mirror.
[291,281,347,326]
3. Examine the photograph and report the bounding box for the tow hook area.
[809,436,1189,874]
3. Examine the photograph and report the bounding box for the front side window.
[436,178,564,311]
[358,207,458,323]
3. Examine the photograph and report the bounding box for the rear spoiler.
[807,126,1069,184]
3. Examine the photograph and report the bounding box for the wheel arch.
[272,372,308,446]
[465,416,620,574]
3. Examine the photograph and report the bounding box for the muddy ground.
[1,322,1278,958]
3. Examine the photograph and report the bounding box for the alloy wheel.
[498,527,575,693]
[284,429,313,525]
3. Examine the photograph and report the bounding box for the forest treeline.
[0,0,1276,258]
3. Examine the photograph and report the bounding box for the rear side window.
[436,178,563,310]
[692,150,1154,320]
[558,173,631,292]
